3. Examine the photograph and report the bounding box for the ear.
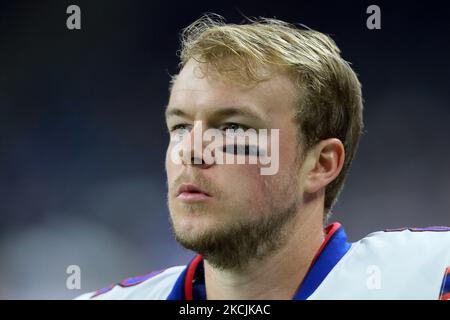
[303,138,345,194]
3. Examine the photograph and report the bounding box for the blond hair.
[174,13,364,216]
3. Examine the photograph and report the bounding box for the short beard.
[170,198,299,271]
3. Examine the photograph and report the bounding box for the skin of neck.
[203,192,326,300]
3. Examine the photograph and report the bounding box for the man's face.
[165,59,305,269]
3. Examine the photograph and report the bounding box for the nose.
[179,121,214,169]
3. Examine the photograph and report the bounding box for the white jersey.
[75,223,450,300]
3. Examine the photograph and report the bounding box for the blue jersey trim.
[166,256,199,300]
[293,225,351,300]
[166,267,187,299]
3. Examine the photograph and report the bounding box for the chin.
[171,212,213,235]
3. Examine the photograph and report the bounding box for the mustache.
[170,171,221,198]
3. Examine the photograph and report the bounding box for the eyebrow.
[165,106,267,123]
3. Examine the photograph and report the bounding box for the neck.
[203,201,325,300]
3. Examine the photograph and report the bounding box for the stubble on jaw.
[169,181,300,271]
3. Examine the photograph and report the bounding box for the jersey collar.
[166,222,351,300]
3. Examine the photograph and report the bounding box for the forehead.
[167,59,298,121]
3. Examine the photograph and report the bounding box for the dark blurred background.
[0,0,449,299]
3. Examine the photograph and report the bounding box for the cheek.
[165,146,177,183]
[165,147,171,168]
[215,164,273,203]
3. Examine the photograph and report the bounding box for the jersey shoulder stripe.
[439,267,450,300]
[90,269,165,298]
[384,226,450,232]
[74,266,185,300]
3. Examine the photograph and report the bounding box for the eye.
[219,123,249,132]
[170,124,191,135]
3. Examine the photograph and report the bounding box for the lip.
[176,183,212,202]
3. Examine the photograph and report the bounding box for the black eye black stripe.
[222,144,261,156]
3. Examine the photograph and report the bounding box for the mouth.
[176,183,212,202]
